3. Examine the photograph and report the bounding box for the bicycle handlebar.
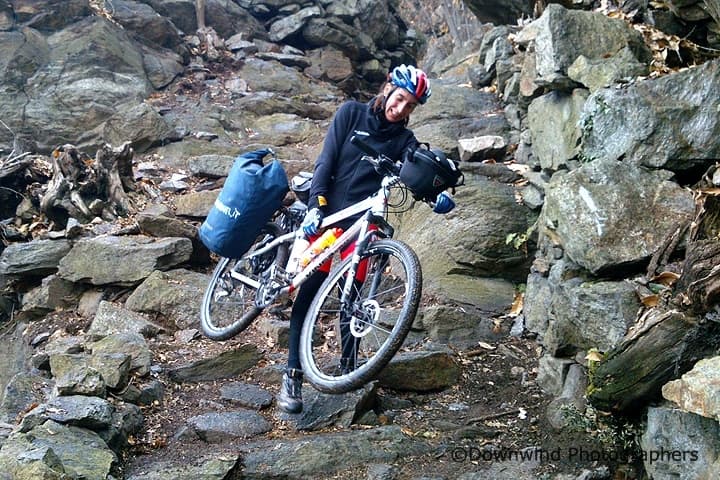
[350,133,400,177]
[350,133,379,157]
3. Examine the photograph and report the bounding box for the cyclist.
[278,64,455,413]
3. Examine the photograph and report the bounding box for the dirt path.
[121,312,629,479]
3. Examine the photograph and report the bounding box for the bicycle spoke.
[300,240,421,393]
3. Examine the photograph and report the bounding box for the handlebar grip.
[350,134,379,158]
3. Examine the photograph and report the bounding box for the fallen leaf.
[649,271,680,286]
[641,294,659,307]
[585,350,604,363]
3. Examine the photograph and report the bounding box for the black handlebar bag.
[400,145,463,201]
[199,148,288,259]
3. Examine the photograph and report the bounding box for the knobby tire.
[299,239,422,393]
[200,223,288,340]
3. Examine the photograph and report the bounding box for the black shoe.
[278,368,303,413]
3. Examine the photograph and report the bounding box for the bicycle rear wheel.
[299,239,422,393]
[200,223,288,340]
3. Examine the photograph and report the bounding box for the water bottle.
[286,233,310,274]
[299,228,343,268]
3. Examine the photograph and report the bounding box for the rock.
[533,4,651,88]
[542,159,695,275]
[220,382,273,410]
[238,426,432,479]
[90,332,153,377]
[377,350,461,392]
[458,135,508,162]
[640,406,720,480]
[662,356,720,421]
[49,353,106,397]
[168,344,261,383]
[0,239,72,277]
[125,269,209,329]
[88,301,164,340]
[124,457,237,480]
[0,420,117,479]
[19,395,114,432]
[58,235,193,286]
[278,383,377,431]
[185,410,272,442]
[0,373,54,424]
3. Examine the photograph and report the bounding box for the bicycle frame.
[229,166,402,309]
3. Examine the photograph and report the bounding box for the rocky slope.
[2,1,720,479]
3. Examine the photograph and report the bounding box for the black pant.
[287,270,327,370]
[286,271,363,370]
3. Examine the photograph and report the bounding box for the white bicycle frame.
[229,163,402,306]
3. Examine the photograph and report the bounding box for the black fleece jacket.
[308,98,419,221]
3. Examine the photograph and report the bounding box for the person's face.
[383,84,419,123]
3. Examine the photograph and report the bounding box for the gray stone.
[168,344,261,383]
[278,383,377,431]
[88,301,164,340]
[420,305,506,345]
[0,239,71,276]
[640,406,720,480]
[185,410,272,442]
[20,395,114,432]
[527,89,589,172]
[91,332,153,377]
[220,382,273,410]
[124,456,237,480]
[0,373,54,424]
[239,426,432,479]
[49,353,106,397]
[580,57,720,171]
[257,317,291,348]
[567,46,649,92]
[545,278,640,353]
[377,350,461,392]
[58,235,193,286]
[542,159,695,274]
[536,355,576,397]
[0,420,117,479]
[125,269,209,329]
[533,4,650,87]
[269,6,322,42]
[173,189,218,218]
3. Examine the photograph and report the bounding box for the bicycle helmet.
[389,64,431,104]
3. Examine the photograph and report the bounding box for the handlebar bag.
[199,148,288,259]
[400,146,463,201]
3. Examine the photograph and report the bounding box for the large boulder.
[541,159,695,275]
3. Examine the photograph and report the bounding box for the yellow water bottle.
[300,228,343,267]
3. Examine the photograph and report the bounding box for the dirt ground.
[70,301,641,480]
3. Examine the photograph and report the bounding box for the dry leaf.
[509,292,524,317]
[585,350,604,363]
[478,341,496,350]
[641,294,659,307]
[649,271,680,286]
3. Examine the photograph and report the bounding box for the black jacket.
[308,99,418,221]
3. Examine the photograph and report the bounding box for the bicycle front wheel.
[200,223,288,340]
[299,239,422,393]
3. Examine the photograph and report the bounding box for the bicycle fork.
[338,212,393,369]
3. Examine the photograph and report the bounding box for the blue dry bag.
[199,148,288,259]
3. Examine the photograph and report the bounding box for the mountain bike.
[200,134,423,394]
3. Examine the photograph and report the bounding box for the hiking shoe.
[278,368,303,413]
